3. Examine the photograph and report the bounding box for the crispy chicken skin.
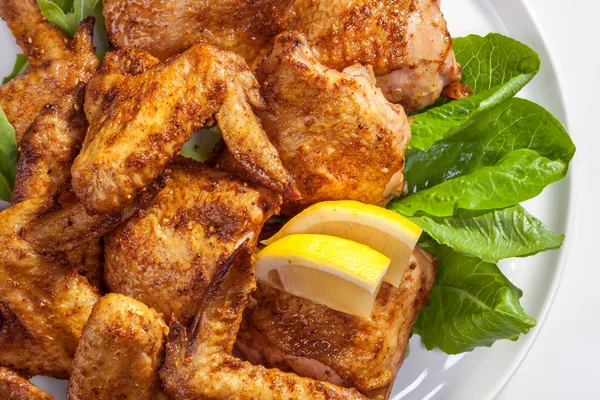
[105,159,282,325]
[11,85,104,289]
[255,32,410,214]
[0,199,100,378]
[0,367,53,400]
[103,0,293,64]
[237,247,437,399]
[160,245,366,400]
[72,45,297,215]
[290,0,461,112]
[0,0,98,143]
[69,294,169,400]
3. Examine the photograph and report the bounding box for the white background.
[499,0,600,398]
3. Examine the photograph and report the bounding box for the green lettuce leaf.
[2,54,29,84]
[414,239,537,353]
[180,127,222,162]
[404,98,575,194]
[37,0,99,37]
[404,206,564,263]
[410,33,540,150]
[0,108,17,202]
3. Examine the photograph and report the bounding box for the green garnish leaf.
[0,108,17,202]
[180,127,222,163]
[2,54,29,84]
[410,33,540,150]
[403,206,564,263]
[414,239,537,354]
[37,0,100,37]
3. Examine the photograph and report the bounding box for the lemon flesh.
[255,234,391,318]
[263,200,421,287]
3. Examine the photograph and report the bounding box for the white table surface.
[499,0,600,398]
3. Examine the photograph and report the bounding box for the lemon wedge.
[255,234,391,318]
[263,200,422,287]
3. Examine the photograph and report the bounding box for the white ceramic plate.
[0,0,573,398]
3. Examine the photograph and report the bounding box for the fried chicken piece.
[289,0,461,112]
[103,0,293,64]
[69,294,168,400]
[255,32,410,214]
[72,45,297,215]
[0,0,98,143]
[0,199,100,378]
[237,247,436,400]
[11,85,104,289]
[160,245,366,400]
[105,158,281,325]
[0,367,53,400]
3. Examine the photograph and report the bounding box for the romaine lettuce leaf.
[414,239,537,353]
[37,0,99,37]
[404,206,563,263]
[0,108,17,202]
[2,54,29,84]
[410,33,540,150]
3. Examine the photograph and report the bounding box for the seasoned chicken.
[160,245,366,400]
[69,294,168,400]
[0,199,100,378]
[72,45,297,215]
[253,32,410,214]
[11,85,104,289]
[0,0,98,143]
[0,367,53,400]
[290,0,461,112]
[103,0,294,64]
[237,247,437,400]
[105,158,281,325]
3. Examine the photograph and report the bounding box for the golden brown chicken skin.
[0,199,100,378]
[290,0,461,112]
[0,0,98,143]
[0,367,53,400]
[255,32,410,214]
[103,0,293,64]
[69,294,169,400]
[160,245,366,400]
[105,158,281,325]
[72,45,297,215]
[237,247,436,400]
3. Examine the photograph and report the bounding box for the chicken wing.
[103,0,293,64]
[72,45,297,215]
[289,0,461,112]
[0,367,53,400]
[69,294,168,400]
[236,247,436,400]
[160,245,366,400]
[0,0,98,143]
[0,199,100,378]
[11,85,104,289]
[254,32,410,214]
[105,158,281,325]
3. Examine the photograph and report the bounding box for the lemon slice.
[263,200,422,287]
[255,234,391,318]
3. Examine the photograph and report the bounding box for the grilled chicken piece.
[103,0,293,64]
[0,199,100,378]
[11,85,104,289]
[72,45,297,215]
[105,159,281,325]
[160,245,366,400]
[69,294,169,400]
[0,0,98,143]
[289,0,461,112]
[254,32,410,214]
[0,367,53,400]
[237,247,436,400]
